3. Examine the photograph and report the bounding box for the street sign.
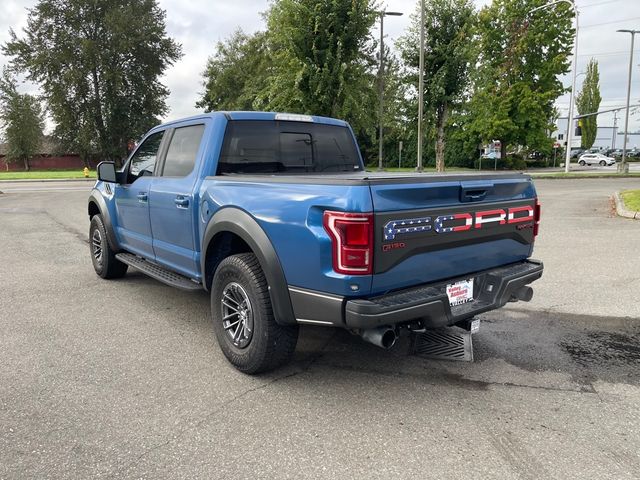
[553,143,560,149]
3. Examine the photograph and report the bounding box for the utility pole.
[612,110,618,150]
[416,0,425,173]
[377,10,403,171]
[617,29,638,174]
[564,7,579,173]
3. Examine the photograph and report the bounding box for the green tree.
[197,29,270,112]
[0,70,44,171]
[575,59,600,150]
[374,50,410,168]
[397,0,476,172]
[3,0,182,165]
[469,0,574,159]
[264,0,378,136]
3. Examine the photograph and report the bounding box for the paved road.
[0,178,639,479]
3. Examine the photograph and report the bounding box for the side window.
[162,124,205,177]
[130,131,164,178]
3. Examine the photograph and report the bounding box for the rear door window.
[162,124,206,177]
[218,121,362,174]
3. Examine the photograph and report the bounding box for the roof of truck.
[157,111,349,129]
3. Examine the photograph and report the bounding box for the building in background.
[0,136,88,171]
[553,117,640,151]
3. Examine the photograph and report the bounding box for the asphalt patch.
[561,331,640,366]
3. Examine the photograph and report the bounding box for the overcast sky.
[1,0,639,132]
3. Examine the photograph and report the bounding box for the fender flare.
[201,208,296,325]
[88,191,121,251]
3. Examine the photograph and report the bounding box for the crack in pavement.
[108,372,303,478]
[42,211,89,245]
[109,331,338,478]
[310,361,600,395]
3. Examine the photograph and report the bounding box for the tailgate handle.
[462,189,488,201]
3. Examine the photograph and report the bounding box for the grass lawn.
[621,189,640,211]
[0,169,96,180]
[530,172,640,179]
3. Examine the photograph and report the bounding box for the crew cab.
[88,112,543,373]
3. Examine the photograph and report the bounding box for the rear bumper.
[345,260,543,329]
[289,260,543,329]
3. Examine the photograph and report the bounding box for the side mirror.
[97,161,117,183]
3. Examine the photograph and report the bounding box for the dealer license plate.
[446,279,474,306]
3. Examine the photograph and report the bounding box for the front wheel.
[211,253,298,374]
[579,160,586,166]
[89,215,128,279]
[599,160,606,166]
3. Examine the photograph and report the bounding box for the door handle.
[137,192,148,202]
[174,196,189,208]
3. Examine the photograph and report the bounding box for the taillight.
[534,198,541,237]
[323,211,373,275]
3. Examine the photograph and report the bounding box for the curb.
[0,178,95,183]
[613,192,640,220]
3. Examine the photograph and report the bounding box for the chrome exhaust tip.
[361,327,397,349]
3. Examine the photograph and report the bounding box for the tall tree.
[0,70,44,171]
[264,0,378,136]
[469,0,574,159]
[3,0,182,164]
[397,0,475,172]
[575,59,601,150]
[197,29,270,112]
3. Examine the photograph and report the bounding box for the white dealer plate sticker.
[446,279,474,306]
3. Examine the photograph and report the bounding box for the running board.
[115,253,201,291]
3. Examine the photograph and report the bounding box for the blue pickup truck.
[88,111,543,373]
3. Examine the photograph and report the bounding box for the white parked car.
[578,153,616,166]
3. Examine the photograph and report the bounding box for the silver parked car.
[578,153,616,166]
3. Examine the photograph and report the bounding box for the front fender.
[202,208,296,325]
[88,189,121,251]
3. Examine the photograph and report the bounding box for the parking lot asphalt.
[1,177,639,479]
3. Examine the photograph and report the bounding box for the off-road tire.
[89,215,128,279]
[211,253,298,374]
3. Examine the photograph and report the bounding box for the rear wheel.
[89,215,128,279]
[211,253,298,374]
[599,160,606,166]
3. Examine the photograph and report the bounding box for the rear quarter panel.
[199,178,374,296]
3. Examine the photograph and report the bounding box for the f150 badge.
[383,205,534,241]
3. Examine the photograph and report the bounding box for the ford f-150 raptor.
[88,111,543,374]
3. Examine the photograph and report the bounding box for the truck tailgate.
[368,174,538,295]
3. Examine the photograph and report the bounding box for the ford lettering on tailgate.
[383,205,534,240]
[375,200,537,274]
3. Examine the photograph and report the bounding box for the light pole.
[529,1,578,173]
[416,0,425,172]
[617,29,639,174]
[377,10,403,171]
[564,71,585,155]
